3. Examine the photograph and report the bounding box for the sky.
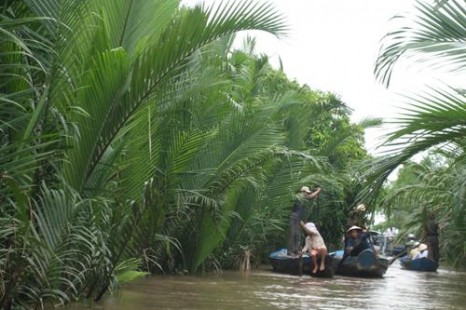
[182,0,461,154]
[242,0,419,153]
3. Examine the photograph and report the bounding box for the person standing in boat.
[287,186,321,256]
[423,212,440,263]
[300,221,328,273]
[346,204,368,230]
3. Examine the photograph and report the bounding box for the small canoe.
[330,249,388,278]
[269,248,333,277]
[400,257,439,272]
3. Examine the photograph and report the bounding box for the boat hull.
[400,257,439,272]
[269,249,334,277]
[330,249,388,278]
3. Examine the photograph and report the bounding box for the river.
[72,261,466,309]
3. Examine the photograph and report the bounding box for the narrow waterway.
[73,262,466,310]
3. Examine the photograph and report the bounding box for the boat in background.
[269,248,334,278]
[330,249,389,278]
[400,257,439,272]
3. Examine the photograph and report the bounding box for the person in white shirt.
[300,221,328,274]
[408,241,421,259]
[414,243,428,260]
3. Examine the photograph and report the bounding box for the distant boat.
[269,249,334,277]
[400,257,439,272]
[330,249,389,278]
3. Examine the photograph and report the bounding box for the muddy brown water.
[71,262,466,310]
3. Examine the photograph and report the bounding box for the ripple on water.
[68,263,466,310]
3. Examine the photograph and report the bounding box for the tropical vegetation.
[0,0,372,308]
[363,0,466,267]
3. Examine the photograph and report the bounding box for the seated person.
[400,240,422,264]
[406,233,417,243]
[408,241,422,259]
[402,233,417,255]
[413,243,428,260]
[300,221,328,273]
[345,225,370,256]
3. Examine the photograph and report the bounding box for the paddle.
[299,252,304,276]
[338,239,349,270]
[388,242,422,265]
[388,250,407,265]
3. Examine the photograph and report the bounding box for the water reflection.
[71,262,466,309]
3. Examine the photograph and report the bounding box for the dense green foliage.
[365,0,466,267]
[3,0,464,308]
[0,0,372,308]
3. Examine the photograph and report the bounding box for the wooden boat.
[330,249,389,278]
[269,248,334,277]
[400,257,439,272]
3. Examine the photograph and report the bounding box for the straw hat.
[303,222,319,235]
[347,225,362,232]
[407,240,420,247]
[419,243,428,252]
[356,204,366,212]
[300,186,312,194]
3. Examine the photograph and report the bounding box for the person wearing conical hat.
[287,186,321,257]
[345,225,370,256]
[408,241,420,258]
[413,243,429,260]
[408,241,428,260]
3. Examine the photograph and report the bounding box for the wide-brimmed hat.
[419,243,428,252]
[407,240,420,247]
[356,204,366,212]
[347,225,362,232]
[300,186,312,194]
[303,222,319,235]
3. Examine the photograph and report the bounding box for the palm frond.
[61,0,286,194]
[98,0,179,54]
[358,117,383,129]
[62,48,130,192]
[375,0,466,86]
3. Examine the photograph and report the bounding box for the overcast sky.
[183,0,460,154]
[241,0,420,153]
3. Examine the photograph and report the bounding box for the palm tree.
[362,0,465,266]
[1,0,288,307]
[382,151,466,266]
[361,0,466,202]
[205,43,377,266]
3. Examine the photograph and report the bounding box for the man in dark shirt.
[287,186,321,256]
[345,225,370,256]
[424,212,440,263]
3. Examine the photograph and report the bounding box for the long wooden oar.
[388,250,407,265]
[388,242,422,265]
[299,252,304,276]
